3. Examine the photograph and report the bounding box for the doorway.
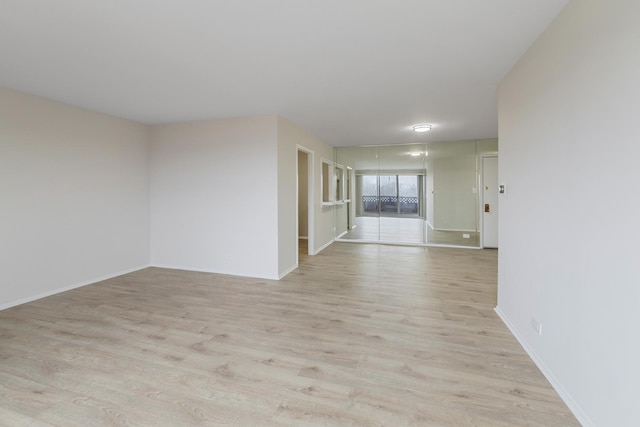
[297,147,314,262]
[481,155,499,248]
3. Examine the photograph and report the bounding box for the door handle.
[484,203,490,213]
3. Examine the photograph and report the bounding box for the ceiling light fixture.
[409,152,422,157]
[412,124,432,132]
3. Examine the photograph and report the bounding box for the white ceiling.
[0,0,569,147]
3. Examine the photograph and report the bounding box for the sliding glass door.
[379,175,398,215]
[361,175,379,216]
[359,174,422,217]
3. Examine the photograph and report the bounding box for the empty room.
[1,1,638,426]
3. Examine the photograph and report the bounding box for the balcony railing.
[362,195,418,214]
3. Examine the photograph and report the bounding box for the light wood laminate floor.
[0,243,577,426]
[339,217,480,247]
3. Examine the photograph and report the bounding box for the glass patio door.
[379,175,398,215]
[360,174,421,217]
[361,175,380,216]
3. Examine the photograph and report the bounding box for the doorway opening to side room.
[297,147,314,262]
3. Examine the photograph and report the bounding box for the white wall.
[477,138,498,156]
[150,116,280,279]
[0,87,150,309]
[347,168,356,229]
[497,1,640,425]
[277,117,335,267]
[0,86,334,305]
[432,155,476,231]
[334,203,349,238]
[426,156,435,228]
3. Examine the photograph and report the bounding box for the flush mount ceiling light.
[409,152,422,157]
[412,124,432,133]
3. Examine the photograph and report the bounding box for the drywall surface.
[432,155,476,231]
[150,116,280,279]
[277,117,334,271]
[498,0,640,425]
[0,87,150,308]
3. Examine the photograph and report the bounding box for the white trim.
[296,148,299,266]
[297,145,315,257]
[0,264,150,311]
[426,243,482,249]
[333,238,482,250]
[430,227,476,232]
[355,169,427,176]
[151,264,280,281]
[494,306,594,427]
[336,230,348,239]
[426,216,471,233]
[279,263,298,279]
[313,239,334,255]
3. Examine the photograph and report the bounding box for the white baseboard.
[426,243,481,249]
[0,264,151,311]
[336,230,348,239]
[494,306,593,427]
[151,263,280,281]
[313,239,334,255]
[432,227,476,232]
[278,264,298,279]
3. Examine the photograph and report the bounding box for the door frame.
[296,145,314,263]
[479,152,499,249]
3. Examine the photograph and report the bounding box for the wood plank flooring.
[338,217,480,247]
[0,242,578,426]
[339,217,427,244]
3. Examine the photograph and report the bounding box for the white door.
[482,156,499,248]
